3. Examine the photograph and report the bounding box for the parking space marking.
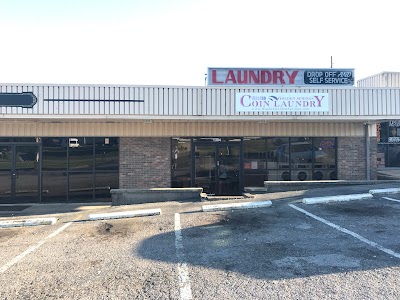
[288,204,400,259]
[383,197,400,203]
[0,222,72,274]
[174,213,193,300]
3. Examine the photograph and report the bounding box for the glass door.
[0,145,39,203]
[15,145,39,202]
[217,144,241,195]
[194,143,242,196]
[0,146,12,203]
[194,145,216,195]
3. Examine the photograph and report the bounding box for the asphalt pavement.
[1,181,400,299]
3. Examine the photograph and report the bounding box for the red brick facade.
[337,137,377,180]
[119,137,378,189]
[119,137,171,188]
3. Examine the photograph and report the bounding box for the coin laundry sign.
[236,93,330,112]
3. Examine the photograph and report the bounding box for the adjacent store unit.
[1,68,399,203]
[358,72,400,171]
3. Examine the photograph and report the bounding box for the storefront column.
[365,123,371,180]
[119,137,171,188]
[337,137,366,180]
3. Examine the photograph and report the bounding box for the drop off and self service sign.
[208,68,354,86]
[236,93,330,112]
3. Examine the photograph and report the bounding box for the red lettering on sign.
[261,70,271,84]
[225,70,237,84]
[249,70,259,84]
[237,70,248,84]
[212,69,301,85]
[212,70,223,84]
[274,70,284,84]
[286,70,299,84]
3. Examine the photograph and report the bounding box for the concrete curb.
[88,208,161,221]
[369,188,400,195]
[0,217,58,228]
[303,193,373,204]
[202,201,273,212]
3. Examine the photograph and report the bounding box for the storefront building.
[357,72,400,170]
[1,68,399,203]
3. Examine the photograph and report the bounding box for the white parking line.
[0,222,72,274]
[288,204,400,259]
[383,197,400,203]
[174,213,193,300]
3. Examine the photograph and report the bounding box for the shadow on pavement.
[137,200,400,280]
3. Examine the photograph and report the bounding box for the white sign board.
[236,93,329,112]
[209,68,354,86]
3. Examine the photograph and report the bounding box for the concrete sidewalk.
[1,181,400,220]
[0,202,111,219]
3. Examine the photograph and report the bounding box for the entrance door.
[194,143,241,195]
[0,145,39,203]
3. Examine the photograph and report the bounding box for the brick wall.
[369,137,378,180]
[118,136,378,186]
[119,137,171,188]
[337,137,377,180]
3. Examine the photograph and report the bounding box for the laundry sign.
[209,68,354,86]
[236,93,329,112]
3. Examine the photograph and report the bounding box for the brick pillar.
[119,137,171,188]
[337,137,377,180]
[370,137,378,180]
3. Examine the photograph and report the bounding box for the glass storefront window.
[69,138,94,171]
[95,137,119,170]
[171,138,191,188]
[242,137,337,183]
[266,138,290,181]
[69,171,94,202]
[94,138,119,201]
[387,144,400,167]
[41,137,119,202]
[243,138,267,186]
[192,137,241,143]
[388,121,400,143]
[377,121,400,168]
[289,138,313,181]
[313,138,337,180]
[42,171,68,203]
[95,170,118,201]
[42,138,67,171]
[0,138,38,143]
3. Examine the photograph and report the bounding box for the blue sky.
[0,0,398,86]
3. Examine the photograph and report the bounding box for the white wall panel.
[358,72,400,87]
[1,84,400,121]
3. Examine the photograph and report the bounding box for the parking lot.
[1,188,400,299]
